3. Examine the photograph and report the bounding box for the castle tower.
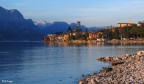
[77,21,81,29]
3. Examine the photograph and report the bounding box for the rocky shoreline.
[79,51,144,84]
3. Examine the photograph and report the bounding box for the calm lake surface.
[0,42,144,84]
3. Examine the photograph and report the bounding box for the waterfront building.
[107,25,116,33]
[68,21,82,40]
[63,34,69,41]
[58,35,64,41]
[118,22,137,33]
[88,32,102,40]
[72,21,81,33]
[118,23,137,28]
[47,34,58,42]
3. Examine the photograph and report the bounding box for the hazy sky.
[1,0,144,27]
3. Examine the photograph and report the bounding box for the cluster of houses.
[44,34,69,42]
[44,21,104,42]
[44,21,82,42]
[44,20,144,42]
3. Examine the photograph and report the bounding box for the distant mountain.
[69,23,77,28]
[88,27,102,31]
[49,22,69,33]
[36,21,69,34]
[35,20,101,34]
[0,6,43,41]
[34,20,52,28]
[69,23,103,32]
[36,21,89,34]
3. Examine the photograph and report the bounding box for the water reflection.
[44,41,144,47]
[0,42,144,84]
[44,42,105,47]
[108,41,144,46]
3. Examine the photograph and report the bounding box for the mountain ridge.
[0,6,43,41]
[0,6,101,41]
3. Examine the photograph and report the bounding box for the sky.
[0,0,144,27]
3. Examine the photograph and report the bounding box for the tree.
[130,26,144,38]
[112,28,120,39]
[99,29,113,40]
[67,26,73,40]
[130,26,137,38]
[85,28,89,40]
[122,26,131,39]
[138,26,144,38]
[67,26,72,33]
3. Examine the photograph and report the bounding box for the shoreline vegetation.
[78,50,144,84]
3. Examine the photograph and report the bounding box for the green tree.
[67,26,73,40]
[112,28,120,39]
[67,26,72,33]
[122,26,131,39]
[130,26,144,38]
[130,26,137,38]
[138,26,144,38]
[98,29,113,40]
[85,28,89,40]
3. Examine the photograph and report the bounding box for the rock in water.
[105,57,111,61]
[137,50,144,55]
[90,78,97,84]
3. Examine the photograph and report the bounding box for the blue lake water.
[0,42,144,84]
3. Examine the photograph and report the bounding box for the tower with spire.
[128,18,131,24]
